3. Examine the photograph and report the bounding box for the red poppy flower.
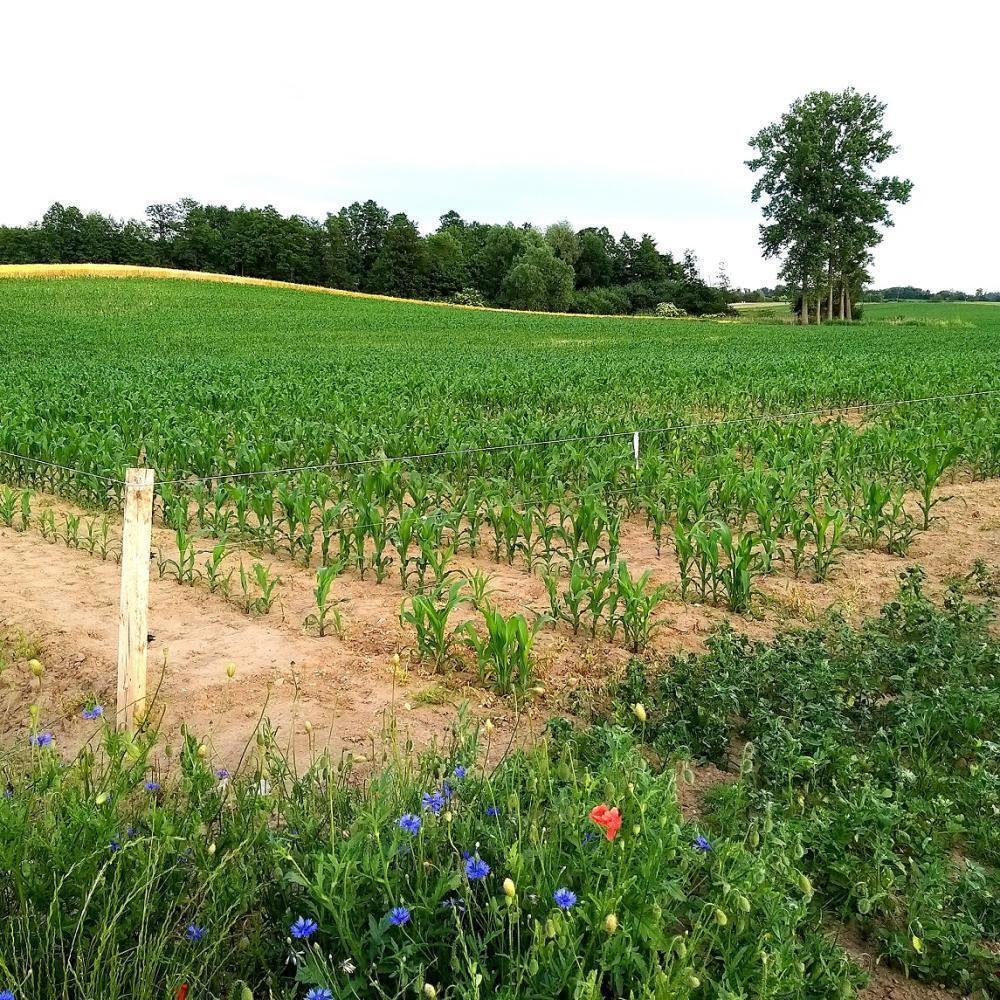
[176,986,189,1000]
[589,803,622,841]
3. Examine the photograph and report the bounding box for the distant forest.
[865,285,1000,302]
[0,200,758,315]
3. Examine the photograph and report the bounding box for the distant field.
[1,274,998,487]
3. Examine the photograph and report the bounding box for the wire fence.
[1,387,998,496]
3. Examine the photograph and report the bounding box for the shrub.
[654,302,686,318]
[449,287,487,307]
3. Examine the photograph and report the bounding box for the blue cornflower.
[0,989,15,1000]
[305,989,334,1000]
[387,906,411,926]
[553,887,577,910]
[29,732,53,748]
[398,813,421,835]
[144,780,161,793]
[185,924,206,942]
[464,856,491,881]
[441,896,466,914]
[109,840,121,853]
[421,790,445,814]
[485,805,499,817]
[693,835,712,852]
[82,705,104,720]
[581,830,598,844]
[453,764,467,779]
[290,916,318,940]
[215,768,230,780]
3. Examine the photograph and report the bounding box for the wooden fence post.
[117,467,155,731]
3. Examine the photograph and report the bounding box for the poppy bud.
[423,985,437,999]
[911,935,923,954]
[503,877,516,899]
[714,907,728,926]
[631,702,647,723]
[29,658,44,677]
[797,874,813,898]
[603,913,618,935]
[688,975,700,988]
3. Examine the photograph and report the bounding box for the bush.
[449,288,487,307]
[0,717,861,999]
[654,302,686,318]
[569,286,631,315]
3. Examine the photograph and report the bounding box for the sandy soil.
[2,480,998,768]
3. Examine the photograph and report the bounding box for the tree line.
[866,286,1000,303]
[0,199,734,315]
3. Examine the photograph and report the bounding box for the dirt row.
[2,479,998,767]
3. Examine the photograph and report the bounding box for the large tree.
[747,89,912,323]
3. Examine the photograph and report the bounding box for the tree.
[747,89,912,324]
[437,210,465,233]
[544,221,580,266]
[425,230,468,298]
[501,245,575,312]
[367,213,428,297]
[338,200,390,289]
[633,234,665,283]
[574,228,615,288]
[472,225,533,302]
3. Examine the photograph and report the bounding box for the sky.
[2,0,998,291]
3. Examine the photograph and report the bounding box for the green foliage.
[0,718,864,1000]
[615,574,1000,992]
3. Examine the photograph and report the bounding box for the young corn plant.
[543,562,589,635]
[585,566,619,638]
[61,512,81,549]
[157,527,199,585]
[0,486,17,527]
[806,502,846,582]
[38,509,58,542]
[236,562,282,616]
[885,488,918,555]
[614,562,669,653]
[203,542,233,596]
[714,522,763,613]
[305,562,346,638]
[912,443,961,529]
[399,581,468,672]
[462,604,546,695]
[462,568,495,611]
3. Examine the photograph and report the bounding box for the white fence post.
[117,467,155,732]
[632,431,640,471]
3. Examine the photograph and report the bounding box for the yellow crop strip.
[0,262,662,321]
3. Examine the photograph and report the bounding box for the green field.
[1,277,999,606]
[2,276,999,998]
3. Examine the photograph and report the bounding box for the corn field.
[1,276,999,673]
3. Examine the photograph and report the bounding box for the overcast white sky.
[3,1,998,290]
